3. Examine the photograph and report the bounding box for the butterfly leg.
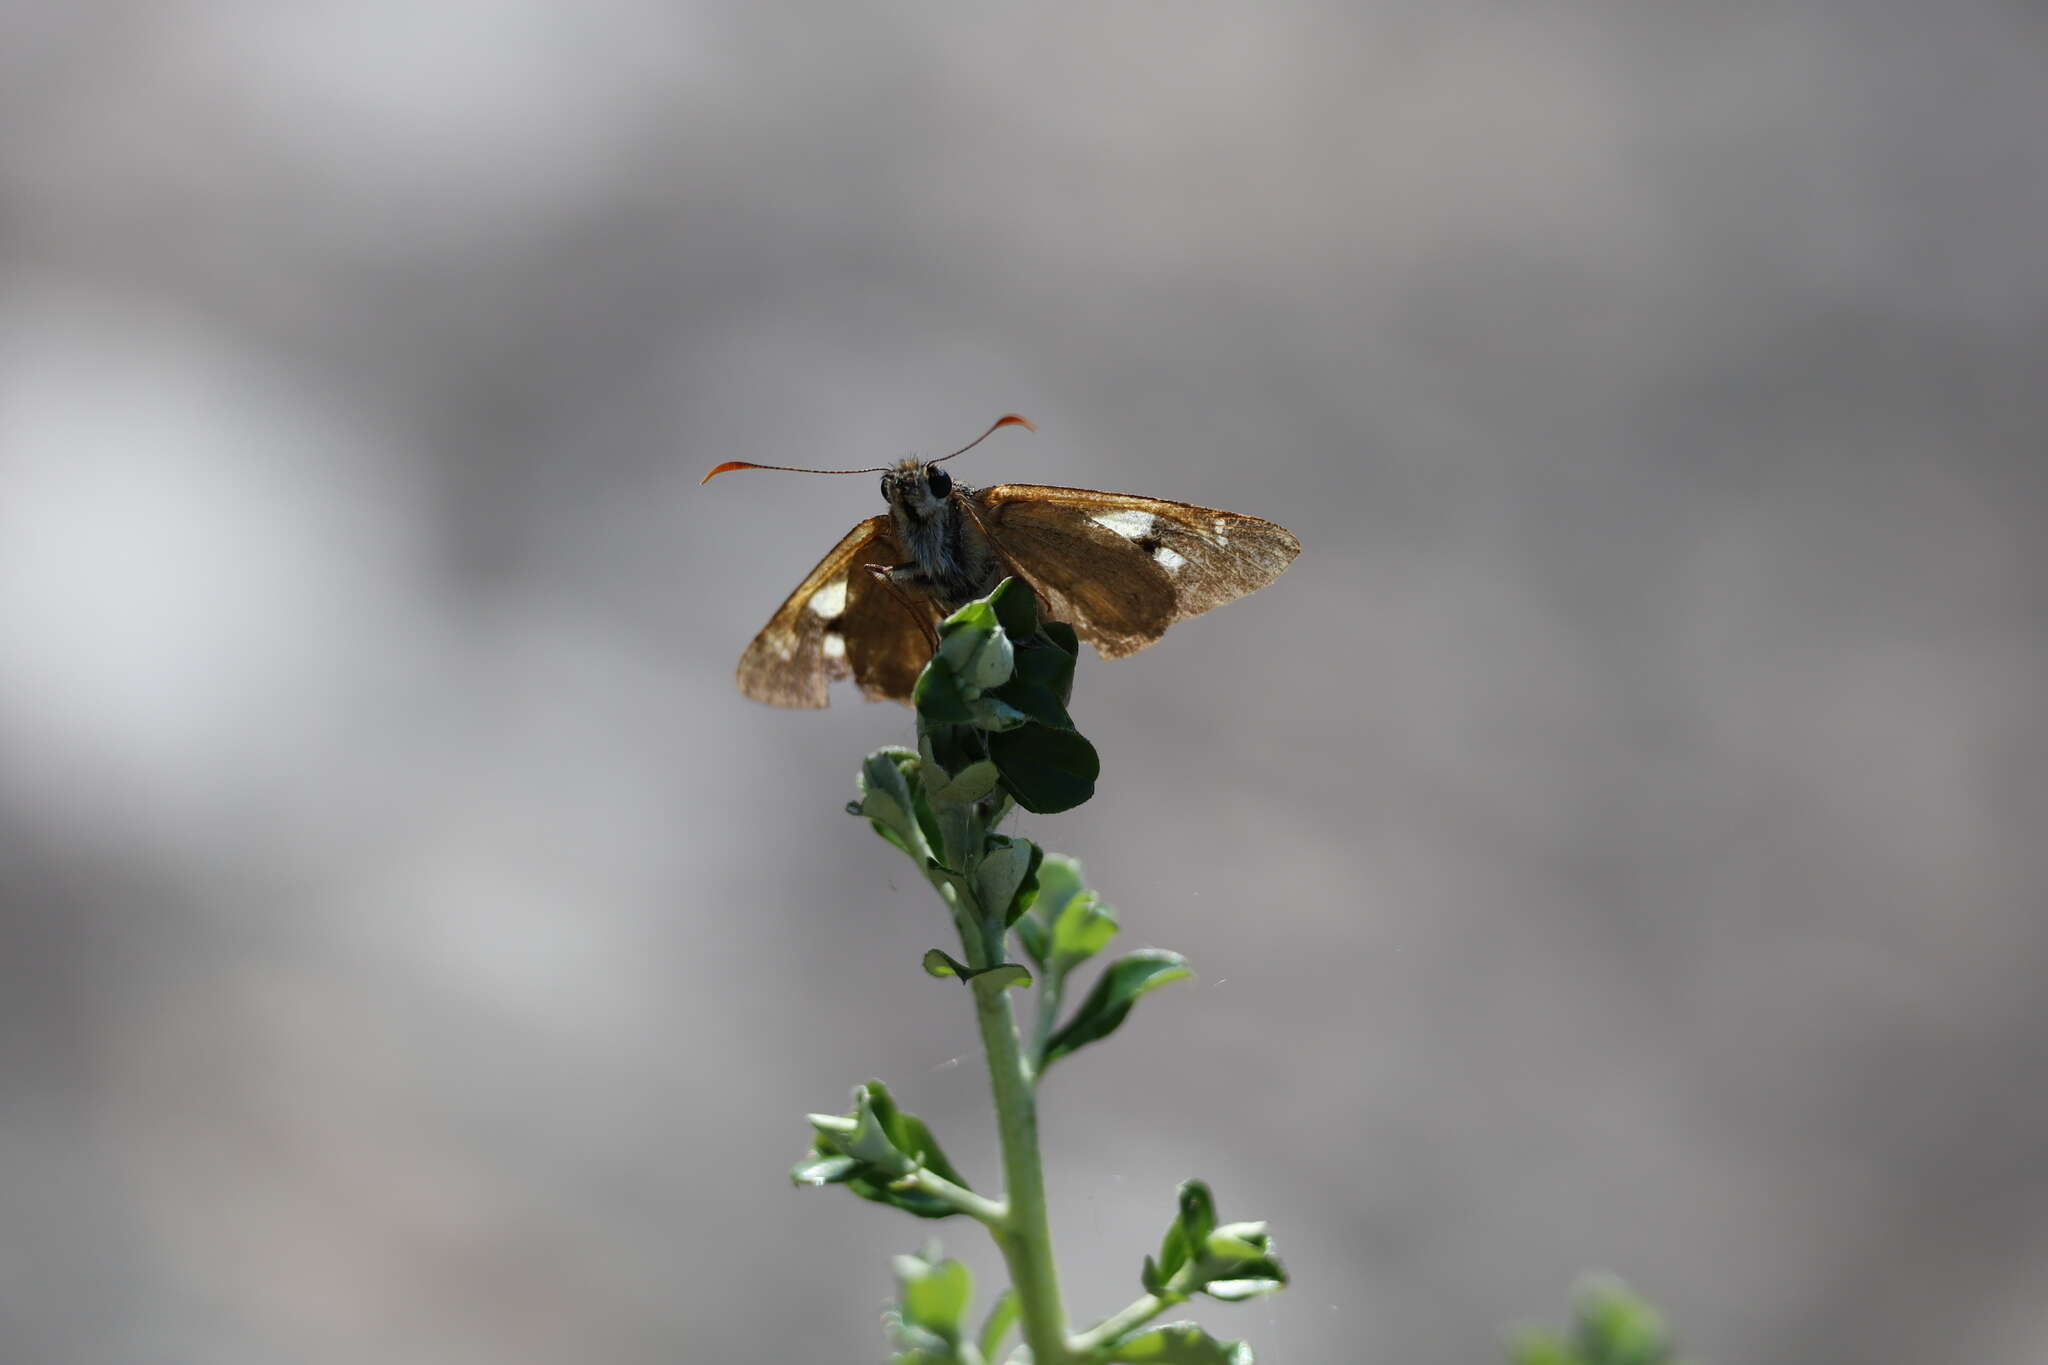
[864,563,942,653]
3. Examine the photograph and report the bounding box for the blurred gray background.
[2,3,2044,1362]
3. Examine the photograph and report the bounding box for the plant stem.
[1066,1293,1173,1356]
[970,973,1070,1364]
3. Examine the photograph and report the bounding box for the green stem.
[1066,1293,1174,1356]
[893,1167,1010,1227]
[969,972,1070,1364]
[953,826,1067,1365]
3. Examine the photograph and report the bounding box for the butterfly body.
[705,418,1301,709]
[878,459,1003,611]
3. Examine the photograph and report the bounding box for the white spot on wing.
[1153,545,1188,573]
[808,578,848,617]
[1090,509,1155,541]
[822,633,846,660]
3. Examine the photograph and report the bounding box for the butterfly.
[702,415,1302,707]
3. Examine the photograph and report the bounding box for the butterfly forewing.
[976,485,1303,656]
[734,516,893,708]
[971,491,1179,657]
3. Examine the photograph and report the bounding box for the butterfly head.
[881,459,957,520]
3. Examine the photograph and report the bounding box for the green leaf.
[1144,1183,1289,1305]
[789,1153,860,1186]
[1010,630,1077,696]
[988,676,1075,730]
[1106,1322,1254,1365]
[921,951,1030,989]
[797,1082,973,1219]
[995,837,1045,928]
[966,692,1033,733]
[1201,1268,1288,1303]
[1571,1275,1676,1365]
[914,661,976,726]
[1178,1183,1219,1248]
[923,949,972,979]
[926,759,1002,806]
[1028,854,1085,920]
[965,627,1015,692]
[1013,914,1049,970]
[1154,1180,1216,1286]
[974,837,1036,924]
[1042,949,1192,1067]
[988,724,1099,814]
[1507,1329,1582,1365]
[976,1290,1019,1362]
[988,577,1041,637]
[938,596,1001,642]
[1049,890,1119,975]
[857,747,926,857]
[895,1252,973,1347]
[1509,1276,1693,1365]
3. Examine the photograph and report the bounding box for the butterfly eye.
[926,465,952,497]
[879,475,890,500]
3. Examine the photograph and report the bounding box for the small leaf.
[864,1083,970,1189]
[858,747,926,856]
[923,949,971,979]
[1106,1321,1253,1365]
[968,963,1033,992]
[989,676,1075,730]
[988,577,1041,637]
[1013,915,1049,970]
[1507,1329,1582,1365]
[897,1254,973,1346]
[1143,1182,1289,1305]
[938,597,1000,641]
[1177,1182,1219,1249]
[1043,949,1192,1068]
[984,836,1044,928]
[927,759,1002,806]
[967,692,1033,732]
[1571,1275,1675,1365]
[790,1153,859,1186]
[914,662,975,726]
[988,724,1099,814]
[1201,1270,1288,1303]
[974,838,1037,925]
[1027,855,1085,924]
[798,1082,974,1219]
[921,951,1030,989]
[1049,890,1119,975]
[966,627,1015,691]
[1141,1253,1171,1298]
[976,1289,1019,1361]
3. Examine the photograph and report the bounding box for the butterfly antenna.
[701,414,1035,484]
[928,413,1036,465]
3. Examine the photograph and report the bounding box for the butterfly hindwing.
[841,548,944,703]
[974,484,1303,658]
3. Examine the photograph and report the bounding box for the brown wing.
[974,485,1301,659]
[735,517,937,708]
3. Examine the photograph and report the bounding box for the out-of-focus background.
[2,4,2043,1362]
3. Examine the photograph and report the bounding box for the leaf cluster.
[1509,1276,1695,1365]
